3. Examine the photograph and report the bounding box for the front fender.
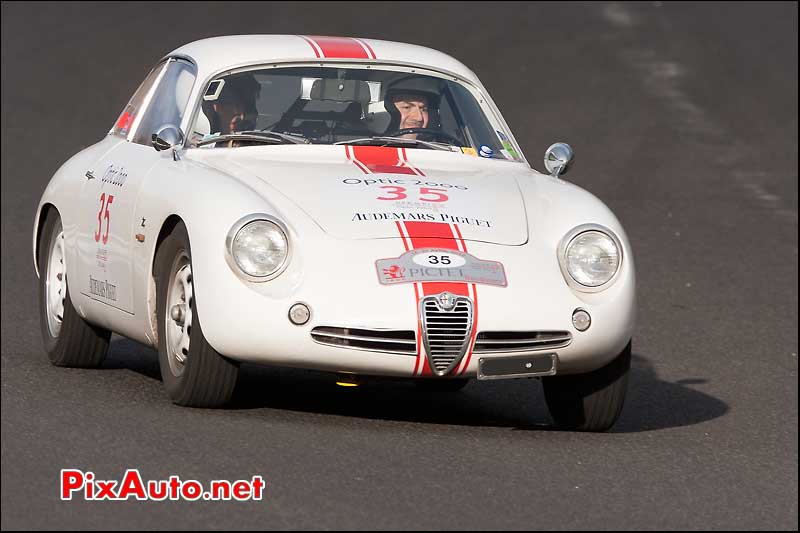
[33,136,120,278]
[135,156,317,348]
[516,172,637,366]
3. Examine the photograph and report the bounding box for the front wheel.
[154,221,239,407]
[542,341,631,432]
[37,209,110,367]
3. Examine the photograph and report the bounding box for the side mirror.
[152,125,184,161]
[544,142,574,178]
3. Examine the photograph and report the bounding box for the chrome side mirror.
[152,125,184,161]
[544,142,574,178]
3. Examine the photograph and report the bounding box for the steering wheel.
[384,128,463,146]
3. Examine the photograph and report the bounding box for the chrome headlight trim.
[225,213,290,282]
[557,224,623,293]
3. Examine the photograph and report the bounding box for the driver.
[391,93,429,139]
[383,76,443,141]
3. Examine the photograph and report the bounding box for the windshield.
[188,65,522,161]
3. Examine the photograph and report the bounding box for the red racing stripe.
[303,36,371,59]
[412,282,424,375]
[350,146,417,175]
[403,221,462,376]
[353,148,477,377]
[346,146,425,176]
[458,284,478,375]
[298,35,322,58]
[452,225,478,375]
[395,221,424,375]
[354,37,377,59]
[345,145,370,174]
[403,221,477,377]
[399,147,425,176]
[395,220,410,252]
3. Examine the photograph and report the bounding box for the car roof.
[167,35,480,84]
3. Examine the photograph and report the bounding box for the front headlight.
[559,226,622,290]
[227,217,289,280]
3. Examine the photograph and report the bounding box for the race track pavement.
[1,2,796,529]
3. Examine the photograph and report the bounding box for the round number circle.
[412,252,466,268]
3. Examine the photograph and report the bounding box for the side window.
[449,83,504,154]
[111,61,168,138]
[438,90,465,146]
[130,58,197,146]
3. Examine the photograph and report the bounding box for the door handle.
[85,170,95,180]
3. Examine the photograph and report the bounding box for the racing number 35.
[427,255,452,265]
[94,193,114,244]
[377,186,448,202]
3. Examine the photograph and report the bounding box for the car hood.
[189,145,530,245]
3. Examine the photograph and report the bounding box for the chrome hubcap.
[165,254,193,377]
[45,229,66,337]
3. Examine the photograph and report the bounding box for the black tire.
[542,340,631,432]
[38,209,110,367]
[414,378,470,392]
[154,221,238,407]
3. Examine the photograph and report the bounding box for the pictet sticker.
[376,248,507,287]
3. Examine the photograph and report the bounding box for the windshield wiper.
[195,131,308,147]
[335,137,452,151]
[246,130,310,144]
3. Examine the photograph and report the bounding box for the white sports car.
[33,35,635,430]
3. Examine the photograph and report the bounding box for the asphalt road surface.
[2,2,797,530]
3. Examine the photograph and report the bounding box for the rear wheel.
[38,210,110,367]
[155,221,238,407]
[542,341,631,432]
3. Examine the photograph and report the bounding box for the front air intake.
[473,331,572,353]
[311,327,416,355]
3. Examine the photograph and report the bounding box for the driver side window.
[129,58,197,146]
[111,61,167,139]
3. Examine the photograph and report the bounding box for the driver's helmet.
[383,75,444,135]
[202,73,261,133]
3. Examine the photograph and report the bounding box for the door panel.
[77,143,158,315]
[75,57,197,320]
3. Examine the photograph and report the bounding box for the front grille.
[473,331,572,353]
[311,327,416,355]
[420,295,474,376]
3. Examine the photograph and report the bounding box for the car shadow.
[103,338,728,433]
